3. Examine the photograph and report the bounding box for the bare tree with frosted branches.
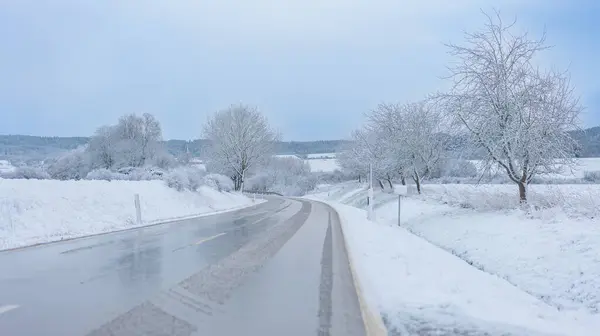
[367,101,444,194]
[203,104,279,191]
[443,10,582,202]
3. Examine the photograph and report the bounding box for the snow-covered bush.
[583,171,600,183]
[429,159,478,179]
[47,146,91,180]
[2,166,51,180]
[203,174,234,192]
[245,173,271,192]
[244,156,316,196]
[85,169,127,181]
[164,167,205,191]
[316,170,357,184]
[446,159,478,178]
[117,167,164,181]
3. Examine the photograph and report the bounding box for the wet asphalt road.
[0,197,366,336]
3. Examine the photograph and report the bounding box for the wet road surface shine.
[0,198,365,336]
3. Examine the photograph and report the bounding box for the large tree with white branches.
[203,104,279,191]
[443,11,582,202]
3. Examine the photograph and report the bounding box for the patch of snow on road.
[0,179,256,250]
[318,199,600,335]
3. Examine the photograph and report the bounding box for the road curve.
[0,197,366,336]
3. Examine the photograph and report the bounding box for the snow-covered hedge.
[203,174,234,192]
[85,169,127,181]
[164,166,206,191]
[583,170,600,183]
[1,166,50,180]
[244,156,317,196]
[430,159,478,179]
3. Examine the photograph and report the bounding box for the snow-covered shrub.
[245,173,272,192]
[85,169,127,181]
[447,160,478,178]
[245,157,317,196]
[3,166,51,180]
[203,174,234,192]
[316,170,356,184]
[164,167,205,191]
[583,171,600,183]
[430,159,478,179]
[47,146,91,180]
[151,151,177,169]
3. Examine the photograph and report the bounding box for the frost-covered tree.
[443,11,582,202]
[87,113,171,170]
[112,113,164,168]
[246,156,315,196]
[88,126,116,169]
[203,104,279,191]
[367,102,444,193]
[337,146,367,183]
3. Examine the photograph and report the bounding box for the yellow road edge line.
[335,207,388,336]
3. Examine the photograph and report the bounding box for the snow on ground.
[314,201,600,335]
[305,158,340,172]
[309,182,600,335]
[0,179,256,250]
[306,152,336,159]
[0,160,16,174]
[274,154,302,160]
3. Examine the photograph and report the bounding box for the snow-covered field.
[309,182,600,335]
[306,152,336,159]
[305,158,340,172]
[0,179,255,250]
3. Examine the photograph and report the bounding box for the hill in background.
[1,127,598,164]
[0,135,350,164]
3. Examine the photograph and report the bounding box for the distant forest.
[1,126,598,164]
[0,135,350,163]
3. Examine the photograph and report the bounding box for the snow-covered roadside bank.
[308,197,600,335]
[308,182,600,334]
[0,179,257,251]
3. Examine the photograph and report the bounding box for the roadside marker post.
[398,194,402,227]
[134,194,142,225]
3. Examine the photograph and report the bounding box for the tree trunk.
[518,181,527,203]
[400,175,406,186]
[413,172,421,194]
[387,177,393,190]
[358,175,362,183]
[240,170,245,193]
[378,179,385,190]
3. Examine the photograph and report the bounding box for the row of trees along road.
[339,11,582,202]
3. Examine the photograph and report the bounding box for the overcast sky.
[1,0,599,140]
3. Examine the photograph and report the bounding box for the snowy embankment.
[308,182,600,335]
[0,179,255,251]
[305,158,340,172]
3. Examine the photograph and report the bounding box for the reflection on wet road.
[0,197,366,336]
